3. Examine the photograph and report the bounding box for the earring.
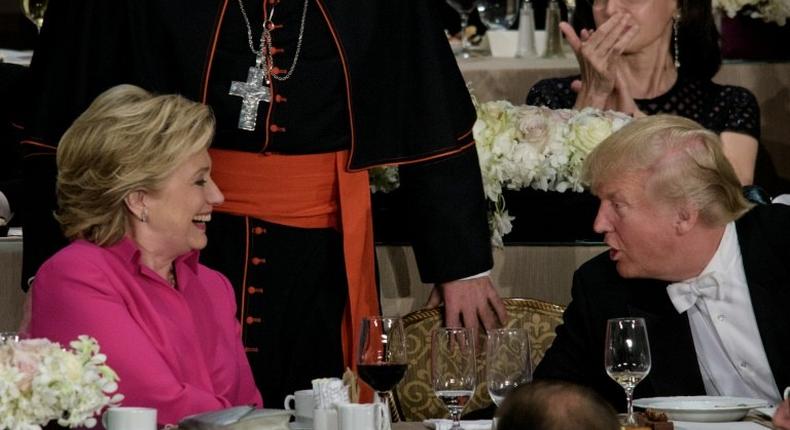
[139,207,149,223]
[673,12,681,69]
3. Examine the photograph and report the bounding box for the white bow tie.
[666,272,721,313]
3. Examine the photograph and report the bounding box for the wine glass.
[432,327,477,429]
[605,318,651,426]
[476,0,520,31]
[485,327,531,407]
[19,0,48,33]
[446,0,479,58]
[357,316,408,413]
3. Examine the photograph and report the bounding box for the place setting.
[424,326,532,430]
[605,317,780,430]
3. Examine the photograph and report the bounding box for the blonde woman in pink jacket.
[30,84,262,426]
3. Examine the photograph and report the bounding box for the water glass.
[432,327,477,429]
[477,0,520,30]
[485,327,531,406]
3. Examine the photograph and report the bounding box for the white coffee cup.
[102,407,157,430]
[487,30,519,58]
[284,389,315,422]
[784,386,789,400]
[334,403,387,430]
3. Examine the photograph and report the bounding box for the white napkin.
[312,378,348,409]
[422,419,493,430]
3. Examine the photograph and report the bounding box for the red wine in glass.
[358,363,408,392]
[358,316,408,415]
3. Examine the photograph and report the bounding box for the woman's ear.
[124,190,147,223]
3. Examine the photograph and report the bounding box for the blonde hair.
[583,115,753,226]
[56,84,215,246]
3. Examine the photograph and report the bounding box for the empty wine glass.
[432,327,477,430]
[605,318,651,426]
[19,0,48,33]
[446,0,479,58]
[358,316,408,414]
[477,0,520,31]
[485,327,531,407]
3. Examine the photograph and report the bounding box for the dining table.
[390,416,775,429]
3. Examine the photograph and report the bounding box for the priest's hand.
[425,277,508,331]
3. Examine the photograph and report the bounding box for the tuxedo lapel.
[737,213,790,393]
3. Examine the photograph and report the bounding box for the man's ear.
[124,190,146,222]
[675,203,699,235]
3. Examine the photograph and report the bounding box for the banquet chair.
[389,297,566,422]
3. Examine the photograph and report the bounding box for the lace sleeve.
[719,85,761,140]
[526,77,577,109]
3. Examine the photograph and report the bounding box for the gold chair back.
[389,297,566,422]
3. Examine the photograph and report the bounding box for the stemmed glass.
[357,316,408,414]
[19,0,48,33]
[605,318,651,426]
[432,327,477,430]
[485,327,531,407]
[476,0,520,31]
[446,0,479,58]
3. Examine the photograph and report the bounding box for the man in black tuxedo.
[534,115,790,411]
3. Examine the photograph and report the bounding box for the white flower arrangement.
[0,336,123,430]
[369,101,631,247]
[714,0,790,26]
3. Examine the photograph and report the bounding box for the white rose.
[514,107,550,151]
[568,111,613,155]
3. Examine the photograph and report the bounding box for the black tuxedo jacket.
[534,204,790,411]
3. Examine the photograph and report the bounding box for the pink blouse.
[30,238,262,426]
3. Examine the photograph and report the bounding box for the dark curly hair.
[571,0,721,80]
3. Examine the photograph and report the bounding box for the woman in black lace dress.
[527,0,759,185]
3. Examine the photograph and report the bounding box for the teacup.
[284,389,315,422]
[102,407,157,430]
[334,403,387,430]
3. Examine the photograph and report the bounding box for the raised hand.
[560,13,639,110]
[609,68,645,117]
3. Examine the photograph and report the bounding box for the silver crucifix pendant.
[229,65,271,131]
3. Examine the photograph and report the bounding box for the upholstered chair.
[389,298,566,422]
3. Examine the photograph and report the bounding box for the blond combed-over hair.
[583,115,753,227]
[56,84,215,246]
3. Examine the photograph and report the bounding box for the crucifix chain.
[229,0,309,131]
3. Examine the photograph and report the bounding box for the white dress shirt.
[666,222,781,403]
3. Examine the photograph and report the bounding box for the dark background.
[0,0,37,49]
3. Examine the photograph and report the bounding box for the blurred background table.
[458,56,790,192]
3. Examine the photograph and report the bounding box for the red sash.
[209,148,379,380]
